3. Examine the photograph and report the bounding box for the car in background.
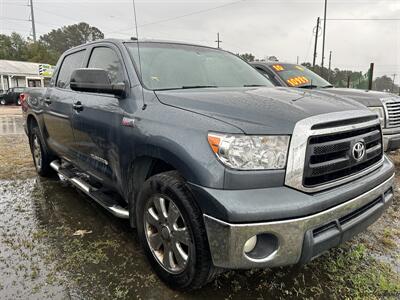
[0,87,25,106]
[251,61,400,151]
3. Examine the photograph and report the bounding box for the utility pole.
[296,56,299,64]
[29,0,37,42]
[312,17,320,68]
[347,73,351,88]
[327,50,332,82]
[215,32,222,49]
[392,74,396,93]
[321,0,328,77]
[368,63,374,90]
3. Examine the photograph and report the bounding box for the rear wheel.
[136,171,217,291]
[29,126,53,177]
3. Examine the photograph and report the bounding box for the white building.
[0,60,54,92]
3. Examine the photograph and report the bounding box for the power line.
[324,18,400,21]
[109,0,246,34]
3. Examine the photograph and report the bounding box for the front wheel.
[0,99,5,105]
[136,171,217,291]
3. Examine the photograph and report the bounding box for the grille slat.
[303,124,383,187]
[384,100,400,127]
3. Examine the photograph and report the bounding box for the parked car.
[0,87,25,105]
[23,39,394,290]
[251,61,400,151]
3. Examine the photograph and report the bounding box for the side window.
[56,50,86,89]
[88,47,124,84]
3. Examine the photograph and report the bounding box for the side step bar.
[50,160,129,219]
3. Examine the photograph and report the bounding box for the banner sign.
[38,64,55,77]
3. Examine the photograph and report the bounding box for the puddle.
[0,116,24,135]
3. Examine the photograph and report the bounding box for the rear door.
[71,44,128,184]
[42,49,86,158]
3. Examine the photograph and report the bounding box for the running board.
[50,160,129,219]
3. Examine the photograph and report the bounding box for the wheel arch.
[124,146,203,228]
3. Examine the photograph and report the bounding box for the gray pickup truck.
[22,39,394,290]
[252,61,400,151]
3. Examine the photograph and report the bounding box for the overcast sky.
[0,0,399,83]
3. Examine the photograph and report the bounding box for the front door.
[71,45,127,184]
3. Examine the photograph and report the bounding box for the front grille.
[303,124,383,187]
[384,100,400,127]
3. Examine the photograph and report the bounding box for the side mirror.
[70,68,126,98]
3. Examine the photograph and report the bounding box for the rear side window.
[87,47,124,84]
[56,50,86,89]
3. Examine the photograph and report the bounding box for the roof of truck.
[66,38,218,53]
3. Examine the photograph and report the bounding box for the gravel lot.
[0,106,399,299]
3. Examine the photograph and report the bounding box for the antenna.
[132,0,147,110]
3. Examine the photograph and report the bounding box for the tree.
[0,33,29,61]
[374,75,398,92]
[238,53,255,62]
[40,22,104,55]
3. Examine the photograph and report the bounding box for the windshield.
[269,63,332,88]
[125,42,273,90]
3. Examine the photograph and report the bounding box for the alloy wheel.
[144,195,193,274]
[32,134,42,170]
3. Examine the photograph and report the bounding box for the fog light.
[243,235,257,253]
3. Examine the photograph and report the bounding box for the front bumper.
[203,174,394,269]
[383,127,400,151]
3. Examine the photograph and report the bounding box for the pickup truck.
[22,39,395,291]
[251,61,400,152]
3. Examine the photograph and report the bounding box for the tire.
[0,99,5,105]
[16,99,21,106]
[136,171,217,291]
[29,126,53,177]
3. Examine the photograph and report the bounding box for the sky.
[0,0,399,84]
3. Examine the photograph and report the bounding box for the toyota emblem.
[352,141,366,161]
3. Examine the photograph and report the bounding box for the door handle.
[73,101,83,112]
[44,97,52,105]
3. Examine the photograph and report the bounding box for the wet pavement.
[0,108,399,299]
[0,116,24,135]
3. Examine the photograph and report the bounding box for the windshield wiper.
[181,85,218,89]
[243,84,267,87]
[297,84,320,89]
[153,85,217,91]
[322,85,334,88]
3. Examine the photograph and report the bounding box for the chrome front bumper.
[203,174,394,269]
[383,127,400,151]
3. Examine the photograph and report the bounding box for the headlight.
[207,133,290,170]
[368,107,385,128]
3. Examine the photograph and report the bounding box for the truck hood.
[308,87,399,107]
[155,87,367,134]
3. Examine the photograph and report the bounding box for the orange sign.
[287,76,309,87]
[272,64,285,71]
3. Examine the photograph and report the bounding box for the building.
[0,60,55,92]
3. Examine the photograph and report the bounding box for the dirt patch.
[0,134,36,180]
[0,106,22,116]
